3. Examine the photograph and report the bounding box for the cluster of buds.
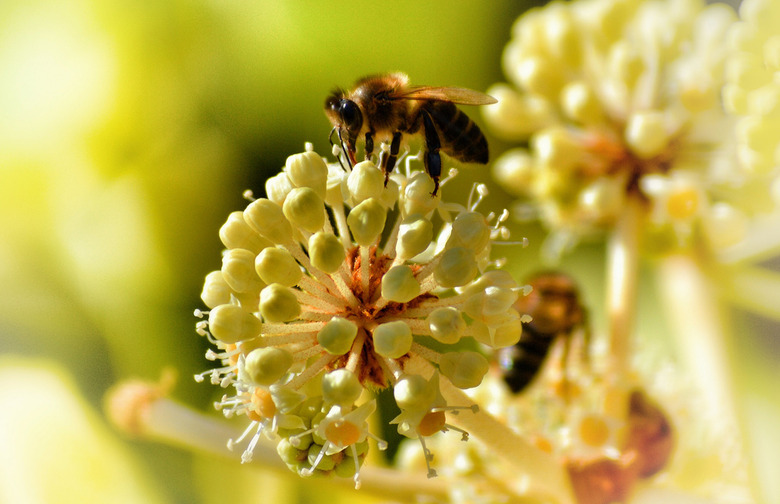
[195,144,524,485]
[483,0,771,256]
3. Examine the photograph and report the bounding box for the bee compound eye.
[339,100,362,130]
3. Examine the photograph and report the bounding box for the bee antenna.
[329,126,350,172]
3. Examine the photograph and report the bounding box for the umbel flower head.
[484,0,776,258]
[195,143,522,486]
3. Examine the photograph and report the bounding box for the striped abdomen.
[423,101,489,164]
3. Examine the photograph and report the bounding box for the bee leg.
[382,132,402,187]
[365,131,374,161]
[421,110,442,196]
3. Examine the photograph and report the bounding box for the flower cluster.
[726,0,780,190]
[483,0,774,257]
[195,144,523,485]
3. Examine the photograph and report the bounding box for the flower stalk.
[106,380,450,500]
[407,355,577,504]
[606,195,641,376]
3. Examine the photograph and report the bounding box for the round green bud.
[219,211,272,254]
[394,374,436,411]
[463,286,519,320]
[347,161,384,202]
[307,444,335,471]
[396,214,433,261]
[381,265,420,303]
[515,56,564,100]
[434,247,478,288]
[282,187,325,233]
[244,347,293,386]
[492,148,536,197]
[426,307,465,344]
[244,198,293,244]
[255,247,302,287]
[448,212,491,251]
[400,173,440,217]
[334,450,364,478]
[532,127,581,172]
[325,164,348,207]
[461,269,518,297]
[222,248,264,293]
[201,270,231,309]
[472,312,522,348]
[625,111,669,159]
[259,283,301,323]
[265,172,294,206]
[561,81,602,124]
[285,151,328,199]
[317,317,358,355]
[439,351,489,389]
[277,438,304,466]
[483,84,555,140]
[373,321,413,359]
[378,177,400,208]
[208,304,262,344]
[347,198,387,246]
[608,41,645,89]
[309,232,346,273]
[322,368,362,406]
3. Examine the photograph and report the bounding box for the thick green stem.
[606,195,641,376]
[656,254,738,433]
[108,386,449,500]
[407,355,576,504]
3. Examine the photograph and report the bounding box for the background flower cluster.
[1,1,778,504]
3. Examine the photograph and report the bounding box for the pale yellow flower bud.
[282,187,325,233]
[245,347,293,386]
[394,374,436,411]
[373,321,413,359]
[322,369,362,406]
[426,307,465,344]
[308,232,346,273]
[244,198,293,244]
[208,304,262,344]
[259,283,301,323]
[561,81,603,124]
[265,172,295,206]
[255,247,302,287]
[447,212,491,252]
[483,84,555,140]
[439,351,489,389]
[434,247,478,288]
[396,214,434,261]
[381,265,421,303]
[201,270,231,309]
[222,248,264,293]
[532,127,581,172]
[347,161,385,202]
[347,198,387,246]
[400,173,440,217]
[285,151,328,199]
[219,211,272,254]
[624,111,670,159]
[492,148,536,197]
[317,317,358,355]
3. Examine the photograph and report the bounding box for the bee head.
[324,89,363,136]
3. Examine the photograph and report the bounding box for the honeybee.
[500,272,589,394]
[325,72,497,196]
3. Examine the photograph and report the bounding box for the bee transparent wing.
[390,86,498,105]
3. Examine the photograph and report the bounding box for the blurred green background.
[1,0,778,503]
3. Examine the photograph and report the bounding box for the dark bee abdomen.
[500,326,555,394]
[424,101,489,164]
